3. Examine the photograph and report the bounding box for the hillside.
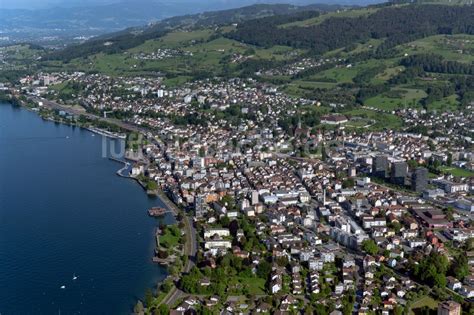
[2,1,372,45]
[42,3,346,62]
[27,2,474,118]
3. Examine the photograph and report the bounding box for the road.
[156,191,197,307]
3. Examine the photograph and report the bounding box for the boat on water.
[73,273,78,280]
[60,285,66,289]
[148,207,168,217]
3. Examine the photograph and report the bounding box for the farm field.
[279,7,379,28]
[364,88,427,111]
[401,34,474,64]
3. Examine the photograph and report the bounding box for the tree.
[466,238,474,251]
[256,260,272,280]
[146,180,158,191]
[275,256,289,268]
[361,239,379,255]
[321,143,328,161]
[154,304,169,315]
[407,160,418,169]
[451,254,469,280]
[413,252,449,287]
[217,214,230,227]
[144,288,154,308]
[388,221,402,234]
[342,178,355,188]
[444,206,454,221]
[198,147,206,157]
[447,152,453,166]
[161,280,172,293]
[314,303,329,315]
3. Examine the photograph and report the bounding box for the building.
[390,161,407,186]
[194,195,208,218]
[204,240,232,250]
[437,301,461,315]
[433,179,469,194]
[204,228,230,239]
[373,155,389,178]
[423,189,445,199]
[320,114,348,125]
[454,199,474,212]
[412,208,452,229]
[411,167,428,192]
[251,190,259,205]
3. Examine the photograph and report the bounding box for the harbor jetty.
[148,207,169,217]
[109,157,131,177]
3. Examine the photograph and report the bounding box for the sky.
[0,0,374,10]
[0,0,117,9]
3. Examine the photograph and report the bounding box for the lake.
[0,103,170,314]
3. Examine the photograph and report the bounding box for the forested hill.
[45,3,344,62]
[227,5,474,56]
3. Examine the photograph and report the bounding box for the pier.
[108,157,131,178]
[147,207,172,217]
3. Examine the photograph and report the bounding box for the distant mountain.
[44,3,347,61]
[0,0,383,39]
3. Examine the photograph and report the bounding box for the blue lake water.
[0,103,169,314]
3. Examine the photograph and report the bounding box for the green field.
[310,65,359,83]
[374,66,405,82]
[0,45,39,60]
[409,296,439,315]
[159,226,181,249]
[253,45,305,60]
[155,29,214,48]
[427,94,460,112]
[128,30,214,53]
[345,116,377,128]
[323,38,384,59]
[236,277,266,295]
[163,75,193,87]
[187,37,247,54]
[365,88,427,111]
[310,59,388,84]
[52,28,306,78]
[343,108,403,130]
[288,80,338,89]
[280,7,379,28]
[439,166,474,178]
[401,34,474,64]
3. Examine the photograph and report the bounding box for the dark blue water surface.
[0,103,169,314]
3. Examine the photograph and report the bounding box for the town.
[4,67,473,315]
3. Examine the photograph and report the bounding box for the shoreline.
[1,99,128,141]
[3,100,178,310]
[0,102,172,314]
[9,97,197,308]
